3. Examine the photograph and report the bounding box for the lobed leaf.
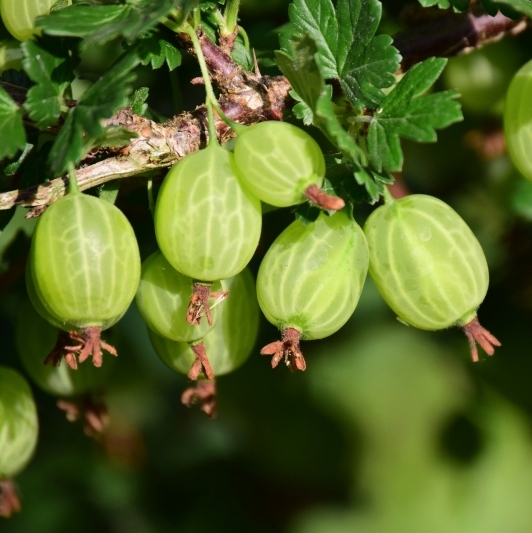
[137,31,182,71]
[287,0,401,109]
[276,35,386,201]
[48,51,140,176]
[22,38,78,129]
[366,57,463,172]
[36,0,181,46]
[0,87,26,160]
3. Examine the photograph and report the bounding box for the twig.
[394,5,529,70]
[0,13,528,211]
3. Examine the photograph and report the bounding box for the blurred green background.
[3,0,532,531]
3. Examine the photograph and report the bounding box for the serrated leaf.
[291,91,314,125]
[22,38,77,128]
[276,35,366,164]
[288,0,400,109]
[231,40,253,70]
[131,87,149,116]
[0,87,26,160]
[36,0,180,46]
[417,0,451,7]
[367,57,463,172]
[48,51,140,176]
[138,31,182,71]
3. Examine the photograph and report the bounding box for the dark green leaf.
[486,0,532,17]
[287,0,400,109]
[0,87,26,160]
[22,38,77,128]
[20,142,54,188]
[276,36,365,161]
[138,31,182,70]
[417,0,451,7]
[231,40,253,70]
[36,0,179,46]
[48,51,139,176]
[98,180,121,204]
[293,202,321,224]
[366,57,463,172]
[131,87,149,116]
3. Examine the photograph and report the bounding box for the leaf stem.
[224,0,241,35]
[184,25,218,110]
[238,26,250,51]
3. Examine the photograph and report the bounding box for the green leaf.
[277,35,384,199]
[485,0,532,17]
[367,57,463,172]
[293,202,321,225]
[21,38,77,128]
[231,39,253,70]
[36,0,179,46]
[0,87,26,160]
[427,0,526,16]
[138,32,182,71]
[277,38,364,162]
[48,51,140,176]
[287,0,401,109]
[98,181,121,204]
[130,87,149,116]
[417,0,451,7]
[87,126,139,151]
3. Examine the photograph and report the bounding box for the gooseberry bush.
[0,0,530,521]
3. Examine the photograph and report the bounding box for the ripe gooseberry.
[0,0,56,41]
[233,121,344,210]
[148,267,260,416]
[16,299,112,435]
[154,142,261,324]
[363,193,500,361]
[29,180,141,367]
[504,58,532,181]
[257,209,369,371]
[136,250,226,380]
[0,366,38,518]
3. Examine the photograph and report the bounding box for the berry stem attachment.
[382,186,395,205]
[181,379,217,417]
[44,330,83,370]
[304,184,345,212]
[187,341,214,380]
[0,478,21,518]
[187,282,228,326]
[56,393,109,438]
[70,327,118,368]
[261,328,306,371]
[67,162,80,196]
[462,316,501,362]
